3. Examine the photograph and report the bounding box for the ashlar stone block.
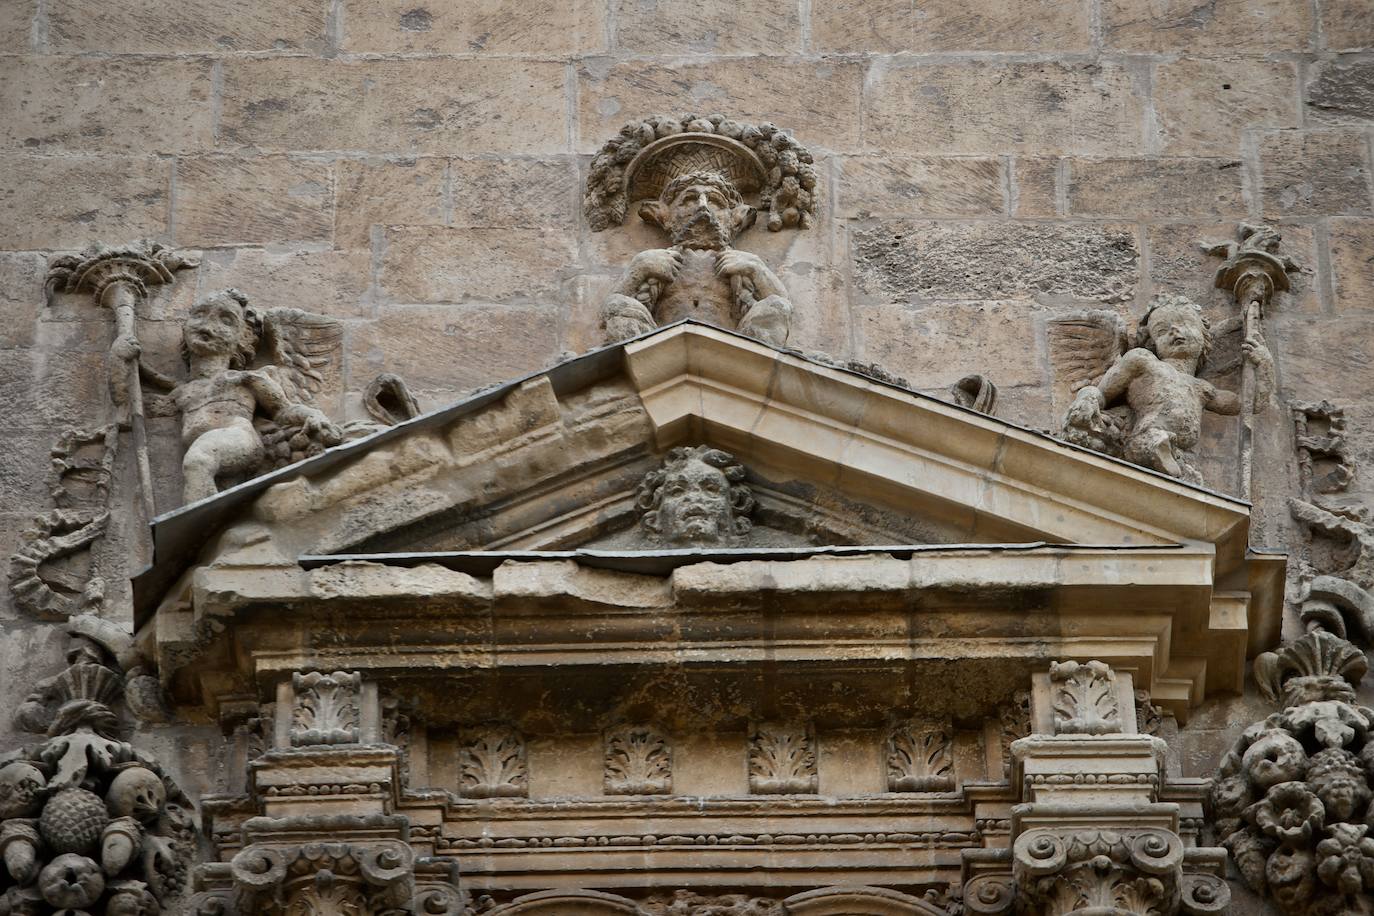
[612,0,803,54]
[836,156,1004,219]
[1259,129,1373,218]
[576,59,864,153]
[47,0,328,52]
[811,0,1091,52]
[0,154,169,249]
[342,0,606,54]
[221,58,568,155]
[1152,59,1299,156]
[851,220,1139,303]
[334,157,448,249]
[1065,158,1246,219]
[174,155,334,246]
[199,248,372,320]
[862,61,1145,157]
[379,226,577,303]
[1329,217,1374,312]
[1308,61,1374,123]
[1321,0,1374,50]
[0,56,214,154]
[1101,0,1313,53]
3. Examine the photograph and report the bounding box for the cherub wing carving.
[254,307,343,406]
[1046,310,1128,412]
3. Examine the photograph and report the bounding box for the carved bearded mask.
[637,446,755,547]
[639,172,755,251]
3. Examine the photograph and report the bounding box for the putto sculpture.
[1057,294,1271,485]
[586,115,817,348]
[134,288,344,504]
[634,445,756,547]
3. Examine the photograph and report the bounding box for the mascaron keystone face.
[635,445,755,547]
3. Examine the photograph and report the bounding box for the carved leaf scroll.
[459,724,528,799]
[604,726,672,795]
[748,722,817,795]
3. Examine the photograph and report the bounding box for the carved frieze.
[459,725,528,799]
[886,720,955,792]
[748,722,817,795]
[604,726,672,796]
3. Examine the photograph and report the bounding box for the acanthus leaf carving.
[459,724,528,799]
[603,725,671,796]
[748,722,817,795]
[290,671,362,747]
[1011,827,1197,916]
[1049,660,1123,736]
[886,720,955,792]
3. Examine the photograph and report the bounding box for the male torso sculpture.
[603,170,793,347]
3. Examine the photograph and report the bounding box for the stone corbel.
[963,660,1230,916]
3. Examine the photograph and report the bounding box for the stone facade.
[2,2,1374,915]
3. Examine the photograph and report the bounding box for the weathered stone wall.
[1,0,1372,891]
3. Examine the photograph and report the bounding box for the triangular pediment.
[137,321,1262,611]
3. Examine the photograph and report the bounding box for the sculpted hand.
[1065,388,1104,431]
[1242,329,1272,367]
[714,250,767,286]
[111,333,141,363]
[629,249,683,286]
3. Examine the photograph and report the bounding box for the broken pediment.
[135,321,1283,722]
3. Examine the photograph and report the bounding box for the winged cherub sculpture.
[1057,294,1271,485]
[124,288,344,503]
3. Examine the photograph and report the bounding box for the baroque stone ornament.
[1049,660,1124,736]
[634,445,755,547]
[1058,294,1271,485]
[139,288,344,504]
[8,426,118,621]
[1288,499,1374,643]
[289,671,363,747]
[603,726,672,795]
[886,721,955,792]
[459,725,528,799]
[748,722,817,795]
[1213,630,1374,914]
[46,240,200,519]
[1293,401,1354,496]
[591,115,813,347]
[0,620,196,915]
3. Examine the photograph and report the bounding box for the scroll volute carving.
[748,722,817,795]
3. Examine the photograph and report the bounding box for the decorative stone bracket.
[963,660,1230,916]
[192,670,460,914]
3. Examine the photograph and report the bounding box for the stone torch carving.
[0,618,196,915]
[1204,222,1300,499]
[634,445,756,547]
[46,240,199,519]
[136,288,344,504]
[1058,294,1271,486]
[587,115,816,348]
